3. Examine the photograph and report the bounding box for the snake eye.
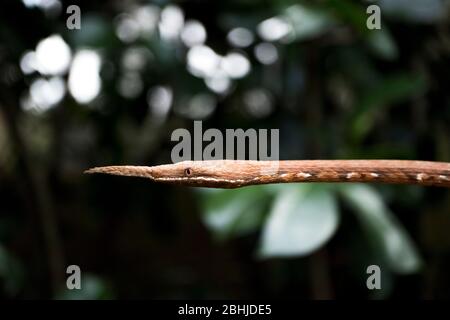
[184,168,192,176]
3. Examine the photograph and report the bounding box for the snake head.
[85,160,278,188]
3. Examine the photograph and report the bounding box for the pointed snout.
[84,165,155,180]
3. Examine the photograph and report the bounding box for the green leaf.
[326,0,369,32]
[283,4,335,42]
[197,186,272,240]
[338,184,422,274]
[365,28,399,60]
[259,185,339,258]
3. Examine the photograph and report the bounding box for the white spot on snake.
[416,173,427,181]
[346,172,358,179]
[439,175,449,181]
[370,173,380,178]
[297,172,312,179]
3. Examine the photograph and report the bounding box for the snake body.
[85,160,450,188]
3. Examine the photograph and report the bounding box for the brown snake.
[85,160,450,188]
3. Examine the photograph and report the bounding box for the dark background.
[0,0,449,299]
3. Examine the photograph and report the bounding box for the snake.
[85,160,450,189]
